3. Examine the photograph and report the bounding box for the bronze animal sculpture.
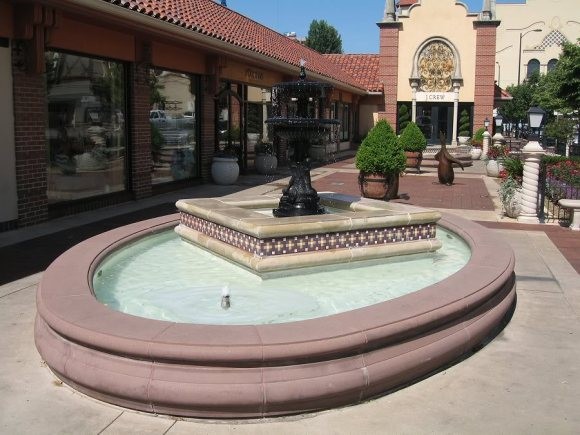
[434,132,464,185]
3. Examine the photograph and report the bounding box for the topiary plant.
[398,104,410,132]
[458,110,471,137]
[399,121,427,153]
[356,120,406,175]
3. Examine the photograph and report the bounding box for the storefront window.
[46,51,127,203]
[150,70,199,184]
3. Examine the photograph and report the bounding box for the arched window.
[527,59,540,78]
[547,59,558,72]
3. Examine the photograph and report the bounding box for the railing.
[539,159,580,224]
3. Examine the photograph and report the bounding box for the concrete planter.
[486,159,504,178]
[255,154,277,175]
[211,156,239,185]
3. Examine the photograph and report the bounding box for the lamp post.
[518,29,542,85]
[517,106,546,224]
[496,61,501,87]
[484,118,490,131]
[494,114,503,135]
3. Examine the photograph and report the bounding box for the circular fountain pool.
[35,212,515,419]
[93,228,470,325]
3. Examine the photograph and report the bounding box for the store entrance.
[416,103,453,144]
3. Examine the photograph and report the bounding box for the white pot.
[211,156,239,185]
[255,154,277,175]
[458,136,470,145]
[470,147,482,160]
[503,189,522,218]
[486,159,504,178]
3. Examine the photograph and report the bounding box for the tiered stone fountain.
[35,64,516,418]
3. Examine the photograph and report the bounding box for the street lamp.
[484,118,490,131]
[518,29,542,85]
[495,114,504,134]
[527,106,546,142]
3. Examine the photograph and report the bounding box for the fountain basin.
[35,206,515,418]
[175,193,441,274]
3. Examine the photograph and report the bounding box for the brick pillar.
[377,22,401,129]
[473,21,499,133]
[129,62,152,199]
[12,42,48,227]
[200,75,216,182]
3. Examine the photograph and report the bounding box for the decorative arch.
[410,37,463,92]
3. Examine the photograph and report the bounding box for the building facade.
[0,0,576,230]
[0,0,364,230]
[495,0,580,88]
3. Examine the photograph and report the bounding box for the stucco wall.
[397,0,478,102]
[0,45,18,224]
[495,0,580,88]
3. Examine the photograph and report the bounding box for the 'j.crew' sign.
[416,92,455,102]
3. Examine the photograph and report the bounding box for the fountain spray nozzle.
[221,285,231,310]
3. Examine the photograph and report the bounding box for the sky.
[226,0,525,53]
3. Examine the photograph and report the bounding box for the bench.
[558,199,580,231]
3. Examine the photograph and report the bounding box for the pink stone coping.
[35,212,516,418]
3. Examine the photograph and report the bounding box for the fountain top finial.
[299,59,307,81]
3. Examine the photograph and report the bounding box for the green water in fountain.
[93,227,470,325]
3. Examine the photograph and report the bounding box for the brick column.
[473,21,499,133]
[377,22,401,129]
[129,61,152,199]
[12,41,48,227]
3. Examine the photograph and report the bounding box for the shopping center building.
[0,0,577,230]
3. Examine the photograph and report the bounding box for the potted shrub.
[356,120,406,200]
[457,110,471,146]
[255,140,277,175]
[211,128,240,185]
[399,121,427,172]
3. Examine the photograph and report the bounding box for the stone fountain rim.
[36,210,514,366]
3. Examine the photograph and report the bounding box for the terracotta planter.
[358,172,399,200]
[405,151,423,172]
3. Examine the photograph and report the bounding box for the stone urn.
[255,153,277,175]
[503,189,522,218]
[458,136,470,146]
[470,147,482,160]
[486,159,504,178]
[211,156,239,185]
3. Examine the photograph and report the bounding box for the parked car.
[150,110,167,125]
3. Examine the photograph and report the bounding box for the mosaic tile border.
[180,212,436,258]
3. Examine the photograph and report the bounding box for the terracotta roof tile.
[324,54,382,92]
[105,0,365,92]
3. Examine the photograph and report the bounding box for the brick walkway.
[313,172,495,211]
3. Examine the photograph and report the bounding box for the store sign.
[416,92,455,102]
[245,68,264,81]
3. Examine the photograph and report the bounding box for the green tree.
[502,73,540,124]
[355,120,405,175]
[545,117,575,146]
[554,41,580,114]
[304,20,343,54]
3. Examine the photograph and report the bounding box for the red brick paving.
[313,172,494,211]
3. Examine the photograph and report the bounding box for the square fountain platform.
[175,193,442,274]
